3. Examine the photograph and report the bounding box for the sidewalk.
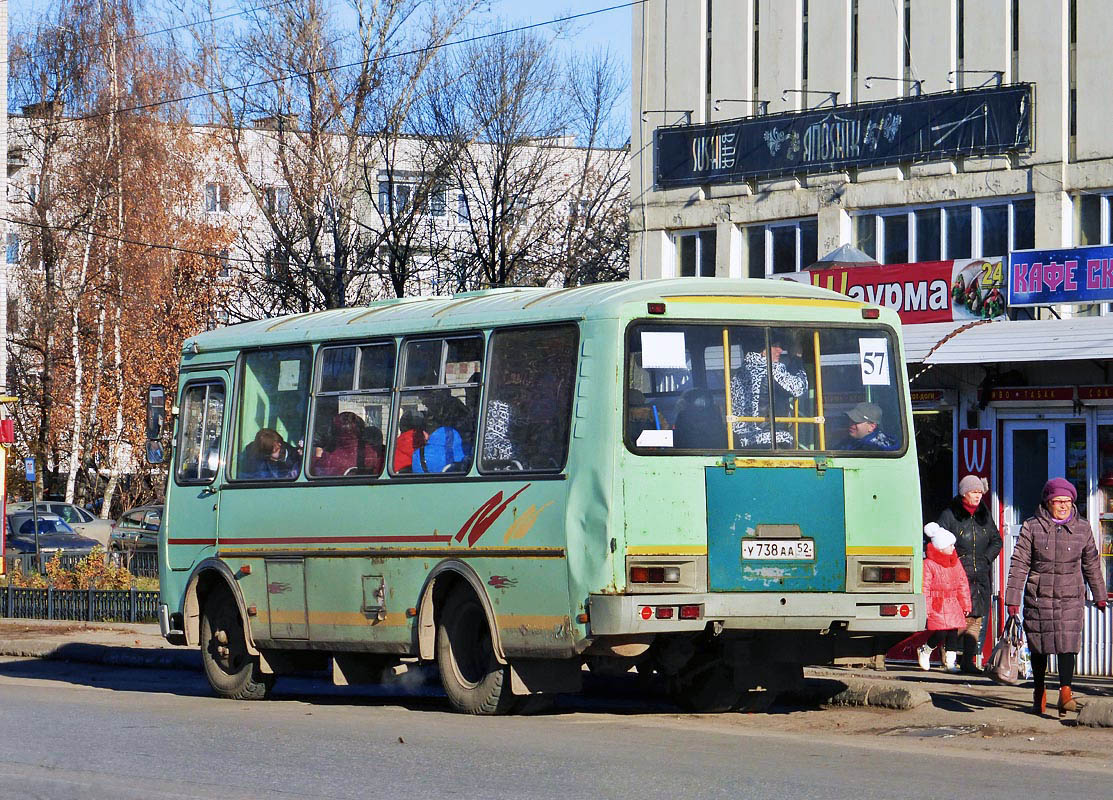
[2,618,1112,729]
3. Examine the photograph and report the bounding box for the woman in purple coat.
[1005,478,1107,716]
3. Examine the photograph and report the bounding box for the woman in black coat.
[936,474,1002,673]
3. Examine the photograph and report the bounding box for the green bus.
[153,279,924,713]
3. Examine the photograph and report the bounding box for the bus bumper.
[587,592,923,636]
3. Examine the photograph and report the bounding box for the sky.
[6,0,633,129]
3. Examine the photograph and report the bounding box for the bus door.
[168,372,229,571]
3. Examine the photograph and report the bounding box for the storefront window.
[883,214,908,264]
[945,206,972,258]
[915,208,941,261]
[854,215,876,259]
[914,408,954,524]
[676,229,716,277]
[1012,198,1035,250]
[1098,425,1113,596]
[742,218,820,275]
[980,204,1009,257]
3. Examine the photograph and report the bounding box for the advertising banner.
[656,84,1032,187]
[1007,245,1113,307]
[790,258,1006,324]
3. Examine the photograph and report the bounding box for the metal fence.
[4,550,159,579]
[0,585,160,623]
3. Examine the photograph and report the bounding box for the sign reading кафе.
[1008,245,1113,307]
[655,84,1032,187]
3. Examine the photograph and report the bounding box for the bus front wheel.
[200,588,273,701]
[436,585,515,715]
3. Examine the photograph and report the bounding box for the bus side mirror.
[146,384,167,462]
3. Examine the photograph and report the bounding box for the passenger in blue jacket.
[839,402,899,451]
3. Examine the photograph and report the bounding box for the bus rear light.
[654,606,674,619]
[679,604,701,620]
[629,566,681,584]
[647,302,666,314]
[862,308,880,319]
[861,565,912,584]
[880,604,898,616]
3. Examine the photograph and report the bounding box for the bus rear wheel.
[436,585,515,715]
[200,588,273,701]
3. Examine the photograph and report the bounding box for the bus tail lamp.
[679,604,702,620]
[654,606,674,619]
[879,604,912,618]
[630,565,681,584]
[647,302,666,315]
[860,565,911,584]
[862,308,880,319]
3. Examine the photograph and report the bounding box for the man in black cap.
[840,401,898,451]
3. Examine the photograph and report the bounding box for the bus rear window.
[626,323,904,455]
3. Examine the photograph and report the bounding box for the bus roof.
[184,278,886,356]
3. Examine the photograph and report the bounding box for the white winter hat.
[924,522,956,549]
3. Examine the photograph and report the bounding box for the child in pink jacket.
[919,523,973,672]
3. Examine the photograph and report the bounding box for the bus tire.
[200,587,273,701]
[435,585,514,715]
[671,658,741,713]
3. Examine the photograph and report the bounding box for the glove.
[1097,601,1107,612]
[1007,605,1020,617]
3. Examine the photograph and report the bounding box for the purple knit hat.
[1042,477,1077,502]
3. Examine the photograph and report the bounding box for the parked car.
[3,512,101,560]
[109,504,162,554]
[7,501,114,549]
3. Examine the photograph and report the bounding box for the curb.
[1078,698,1113,728]
[0,642,201,672]
[801,677,932,710]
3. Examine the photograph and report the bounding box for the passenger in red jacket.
[918,523,973,672]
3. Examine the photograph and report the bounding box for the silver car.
[7,502,114,550]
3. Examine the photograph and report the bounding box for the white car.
[7,502,114,550]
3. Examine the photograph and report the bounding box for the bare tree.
[424,32,629,289]
[188,0,477,316]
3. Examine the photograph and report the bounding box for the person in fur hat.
[919,523,973,672]
[935,474,1001,673]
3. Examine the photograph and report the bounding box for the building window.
[676,229,716,277]
[741,218,819,276]
[264,186,290,215]
[457,193,470,222]
[217,249,231,279]
[205,183,229,213]
[853,198,1034,263]
[429,188,447,217]
[378,181,413,215]
[6,233,19,263]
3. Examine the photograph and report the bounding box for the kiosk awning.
[903,317,1113,364]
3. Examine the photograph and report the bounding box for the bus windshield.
[626,322,905,454]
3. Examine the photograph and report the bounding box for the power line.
[16,1,644,136]
[3,0,301,69]
[4,214,257,263]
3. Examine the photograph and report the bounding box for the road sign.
[24,457,35,483]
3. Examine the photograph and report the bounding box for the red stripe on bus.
[217,535,453,544]
[168,538,217,545]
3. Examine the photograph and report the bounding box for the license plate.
[741,539,815,560]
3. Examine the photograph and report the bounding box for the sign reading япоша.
[654,84,1032,186]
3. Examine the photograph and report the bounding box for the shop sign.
[789,258,1006,324]
[1008,244,1113,306]
[988,387,1074,402]
[910,390,945,407]
[958,430,992,485]
[1078,386,1113,401]
[655,84,1032,187]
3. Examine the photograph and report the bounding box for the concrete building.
[631,0,1113,673]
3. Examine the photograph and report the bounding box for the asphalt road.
[0,657,1108,800]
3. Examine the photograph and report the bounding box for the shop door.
[1003,420,1088,545]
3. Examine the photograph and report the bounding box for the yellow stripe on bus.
[627,545,708,556]
[845,546,916,555]
[665,296,863,308]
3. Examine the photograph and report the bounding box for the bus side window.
[394,335,483,475]
[176,381,225,484]
[233,346,312,480]
[309,342,393,478]
[480,324,578,473]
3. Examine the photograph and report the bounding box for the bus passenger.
[839,402,898,451]
[393,410,426,473]
[672,388,725,449]
[311,412,383,476]
[241,428,301,479]
[729,333,808,448]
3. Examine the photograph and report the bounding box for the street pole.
[25,456,40,573]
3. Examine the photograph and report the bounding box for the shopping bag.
[986,614,1024,686]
